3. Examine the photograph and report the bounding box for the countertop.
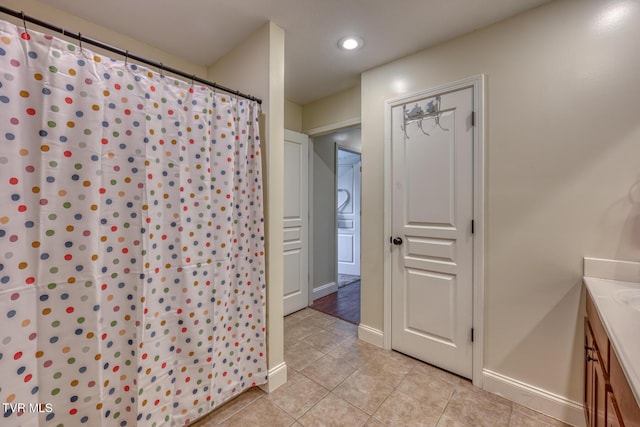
[584,276,640,406]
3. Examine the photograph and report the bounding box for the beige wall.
[361,0,640,404]
[302,86,361,133]
[312,134,337,289]
[285,100,303,132]
[2,0,206,77]
[208,22,286,384]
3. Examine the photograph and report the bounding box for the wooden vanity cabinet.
[585,289,640,427]
[584,317,608,427]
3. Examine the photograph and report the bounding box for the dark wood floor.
[309,281,360,324]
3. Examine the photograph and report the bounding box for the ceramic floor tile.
[333,370,398,415]
[359,351,415,377]
[442,387,512,427]
[509,403,571,427]
[395,368,455,408]
[372,389,444,427]
[298,393,369,427]
[284,323,325,348]
[218,397,295,427]
[302,328,348,353]
[322,318,359,339]
[436,414,471,427]
[286,308,316,321]
[375,348,419,370]
[411,362,470,387]
[266,372,329,419]
[284,340,325,372]
[364,417,388,427]
[300,354,357,390]
[328,337,381,368]
[305,310,340,329]
[191,387,266,425]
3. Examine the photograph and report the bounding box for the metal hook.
[78,33,83,53]
[401,105,410,140]
[159,62,164,78]
[21,11,28,35]
[435,116,449,132]
[191,74,195,86]
[124,50,129,67]
[417,120,430,136]
[433,97,449,131]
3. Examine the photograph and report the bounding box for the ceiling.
[38,0,550,105]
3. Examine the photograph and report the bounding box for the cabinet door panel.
[607,392,623,427]
[586,290,609,372]
[585,318,595,427]
[594,353,607,427]
[611,348,640,427]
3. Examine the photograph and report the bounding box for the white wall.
[207,21,287,391]
[361,0,640,408]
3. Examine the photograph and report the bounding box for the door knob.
[392,237,403,245]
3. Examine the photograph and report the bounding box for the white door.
[283,130,309,315]
[337,151,361,276]
[391,87,474,379]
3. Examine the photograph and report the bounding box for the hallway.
[192,309,569,426]
[309,280,360,324]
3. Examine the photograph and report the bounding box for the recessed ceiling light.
[338,36,363,51]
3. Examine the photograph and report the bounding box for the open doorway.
[309,127,361,324]
[336,148,361,285]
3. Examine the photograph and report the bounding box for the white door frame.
[383,75,485,387]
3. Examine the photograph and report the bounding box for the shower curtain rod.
[0,5,262,105]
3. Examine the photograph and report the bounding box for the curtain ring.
[78,33,83,53]
[21,11,28,35]
[159,62,164,78]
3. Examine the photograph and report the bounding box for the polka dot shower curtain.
[0,20,267,426]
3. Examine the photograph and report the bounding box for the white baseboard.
[312,282,337,301]
[262,361,287,393]
[482,369,585,427]
[358,324,384,348]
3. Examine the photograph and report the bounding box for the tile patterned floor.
[192,308,571,427]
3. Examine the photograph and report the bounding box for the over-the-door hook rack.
[401,94,450,139]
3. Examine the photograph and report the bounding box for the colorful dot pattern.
[0,20,266,426]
